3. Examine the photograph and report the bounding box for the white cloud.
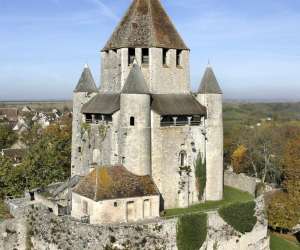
[86,0,119,21]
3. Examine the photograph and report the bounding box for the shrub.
[195,154,206,200]
[176,213,207,250]
[218,201,257,234]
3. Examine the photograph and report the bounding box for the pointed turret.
[122,62,150,94]
[102,0,188,51]
[196,64,224,201]
[198,65,222,94]
[120,63,151,176]
[74,65,98,93]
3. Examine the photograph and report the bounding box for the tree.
[0,156,25,199]
[0,124,17,150]
[231,145,247,174]
[20,118,72,190]
[268,135,300,231]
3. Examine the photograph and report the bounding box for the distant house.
[1,148,26,165]
[71,166,160,224]
[21,106,32,113]
[0,108,18,127]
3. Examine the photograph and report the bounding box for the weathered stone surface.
[224,170,258,196]
[0,196,270,250]
[200,196,270,250]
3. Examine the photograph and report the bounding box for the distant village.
[0,106,71,166]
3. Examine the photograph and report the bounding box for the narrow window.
[82,201,88,214]
[162,48,169,66]
[176,49,183,66]
[85,114,92,123]
[78,147,82,153]
[128,48,135,65]
[142,48,149,65]
[180,151,186,167]
[114,202,118,207]
[130,117,135,126]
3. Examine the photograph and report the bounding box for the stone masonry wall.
[151,111,206,209]
[200,196,270,250]
[224,170,257,196]
[100,48,190,94]
[0,197,269,250]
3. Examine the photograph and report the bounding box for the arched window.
[130,117,135,126]
[93,149,101,164]
[179,151,187,167]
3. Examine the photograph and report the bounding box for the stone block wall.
[224,170,257,195]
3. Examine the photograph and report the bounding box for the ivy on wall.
[195,153,206,200]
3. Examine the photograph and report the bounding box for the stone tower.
[71,65,98,176]
[100,0,190,94]
[119,62,151,176]
[197,65,224,201]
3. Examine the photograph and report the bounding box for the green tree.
[0,124,17,150]
[268,135,300,231]
[0,156,25,199]
[20,118,72,190]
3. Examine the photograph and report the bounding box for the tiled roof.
[102,0,188,51]
[74,65,98,93]
[122,63,149,94]
[0,108,18,122]
[198,66,222,94]
[81,94,120,114]
[151,94,207,116]
[73,166,159,201]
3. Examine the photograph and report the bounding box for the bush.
[195,154,206,200]
[218,201,257,234]
[176,213,207,250]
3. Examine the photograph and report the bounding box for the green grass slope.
[164,186,253,217]
[271,234,300,250]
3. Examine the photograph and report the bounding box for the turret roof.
[74,65,98,93]
[102,0,188,51]
[121,62,150,94]
[198,66,222,94]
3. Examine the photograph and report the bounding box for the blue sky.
[0,0,300,100]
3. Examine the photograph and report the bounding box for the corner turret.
[71,65,98,176]
[196,65,224,201]
[119,62,151,176]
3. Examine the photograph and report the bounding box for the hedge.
[176,213,207,250]
[218,201,257,234]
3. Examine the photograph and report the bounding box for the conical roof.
[122,62,149,94]
[74,65,98,93]
[102,0,188,51]
[198,66,222,94]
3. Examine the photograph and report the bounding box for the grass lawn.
[0,200,11,222]
[271,233,300,250]
[164,186,254,217]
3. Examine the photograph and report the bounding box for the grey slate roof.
[198,66,222,94]
[121,63,149,94]
[151,94,207,116]
[102,0,188,51]
[81,94,120,114]
[74,65,98,93]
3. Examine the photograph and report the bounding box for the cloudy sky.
[0,0,300,100]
